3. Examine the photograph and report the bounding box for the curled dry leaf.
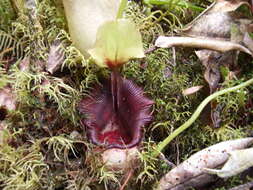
[195,50,237,93]
[182,85,203,96]
[182,0,251,37]
[157,138,253,190]
[210,0,250,12]
[204,147,253,178]
[46,41,64,74]
[102,147,139,171]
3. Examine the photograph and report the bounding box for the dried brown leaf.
[0,87,16,111]
[157,138,253,190]
[182,86,203,96]
[46,41,64,74]
[243,32,253,52]
[211,0,250,13]
[204,147,253,178]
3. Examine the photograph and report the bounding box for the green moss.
[0,127,47,190]
[0,0,16,31]
[1,1,253,189]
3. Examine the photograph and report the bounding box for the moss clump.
[0,126,47,190]
[0,0,253,190]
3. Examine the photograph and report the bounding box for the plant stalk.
[152,78,253,157]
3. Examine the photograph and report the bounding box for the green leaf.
[88,19,145,68]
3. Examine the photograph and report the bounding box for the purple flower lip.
[78,74,153,149]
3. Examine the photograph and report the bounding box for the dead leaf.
[46,41,64,74]
[0,87,16,111]
[211,0,250,13]
[243,32,253,52]
[19,57,30,71]
[182,0,251,36]
[195,49,238,128]
[182,86,203,96]
[157,138,253,190]
[195,50,237,93]
[204,147,253,178]
[179,0,253,53]
[210,102,223,128]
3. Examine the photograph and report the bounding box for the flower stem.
[152,78,253,157]
[117,0,128,19]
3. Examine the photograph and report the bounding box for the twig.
[155,36,253,55]
[159,153,176,168]
[144,46,158,54]
[120,169,133,190]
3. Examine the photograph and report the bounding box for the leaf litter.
[1,0,253,189]
[155,0,253,128]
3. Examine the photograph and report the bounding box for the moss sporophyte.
[78,19,154,149]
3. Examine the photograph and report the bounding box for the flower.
[63,0,120,58]
[78,74,153,148]
[88,19,145,68]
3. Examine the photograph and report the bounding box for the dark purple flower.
[79,73,153,149]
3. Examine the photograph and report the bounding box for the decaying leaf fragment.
[0,87,16,111]
[0,87,16,121]
[157,138,253,190]
[46,41,64,74]
[210,0,250,12]
[195,50,238,93]
[155,0,253,54]
[182,85,203,96]
[204,147,253,178]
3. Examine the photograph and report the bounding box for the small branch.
[159,153,176,168]
[120,169,133,190]
[152,77,253,157]
[155,36,253,55]
[144,46,158,54]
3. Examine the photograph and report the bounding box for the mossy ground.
[0,0,253,189]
